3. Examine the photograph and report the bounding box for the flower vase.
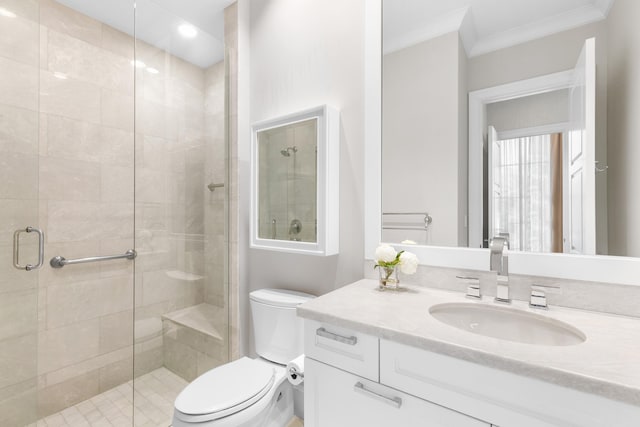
[378,266,400,290]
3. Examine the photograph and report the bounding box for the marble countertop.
[297,279,640,407]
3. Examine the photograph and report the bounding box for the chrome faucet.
[489,236,511,303]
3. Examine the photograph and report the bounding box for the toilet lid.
[174,357,275,420]
[249,288,315,307]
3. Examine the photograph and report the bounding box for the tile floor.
[287,417,304,427]
[29,368,304,427]
[28,368,188,427]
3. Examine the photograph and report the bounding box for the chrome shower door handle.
[13,226,45,271]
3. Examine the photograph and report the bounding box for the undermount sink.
[429,303,586,346]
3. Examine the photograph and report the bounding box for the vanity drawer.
[305,357,488,427]
[304,319,379,381]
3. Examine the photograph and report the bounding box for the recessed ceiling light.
[131,60,147,68]
[53,72,68,80]
[146,67,159,74]
[0,7,16,18]
[178,23,198,39]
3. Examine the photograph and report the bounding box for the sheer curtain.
[492,135,552,252]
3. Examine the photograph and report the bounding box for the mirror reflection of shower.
[280,146,298,157]
[281,146,302,240]
[257,118,318,243]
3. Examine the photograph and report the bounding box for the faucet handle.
[530,285,549,309]
[457,276,481,299]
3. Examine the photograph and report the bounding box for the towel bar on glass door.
[50,249,137,269]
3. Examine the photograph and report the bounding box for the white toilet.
[172,289,314,427]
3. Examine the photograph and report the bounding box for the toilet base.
[172,371,294,427]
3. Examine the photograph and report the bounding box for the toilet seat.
[174,357,276,423]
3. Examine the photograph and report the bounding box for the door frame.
[468,70,574,248]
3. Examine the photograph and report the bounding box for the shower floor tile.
[29,368,188,427]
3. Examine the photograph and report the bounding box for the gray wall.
[487,89,569,133]
[607,0,640,256]
[241,0,366,354]
[382,32,468,247]
[458,35,469,247]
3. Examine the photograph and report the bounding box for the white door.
[487,126,499,242]
[567,38,596,254]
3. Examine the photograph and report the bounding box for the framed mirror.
[362,0,640,285]
[250,105,340,255]
[381,0,639,258]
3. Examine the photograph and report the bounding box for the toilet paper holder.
[288,366,304,380]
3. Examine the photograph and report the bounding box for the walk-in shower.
[0,1,233,425]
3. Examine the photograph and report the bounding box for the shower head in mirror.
[280,146,298,157]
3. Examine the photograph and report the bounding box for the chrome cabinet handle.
[354,382,402,409]
[13,226,45,271]
[315,327,358,346]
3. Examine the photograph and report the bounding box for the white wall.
[239,0,367,354]
[607,0,640,257]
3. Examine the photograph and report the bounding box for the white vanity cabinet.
[303,320,490,427]
[303,319,640,427]
[305,357,488,427]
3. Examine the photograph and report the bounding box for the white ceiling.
[384,0,615,56]
[55,0,235,68]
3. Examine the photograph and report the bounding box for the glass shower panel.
[10,0,137,425]
[0,2,40,425]
[1,0,230,424]
[133,1,230,424]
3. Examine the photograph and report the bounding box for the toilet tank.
[250,289,315,364]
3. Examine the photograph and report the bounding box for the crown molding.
[383,6,469,55]
[384,2,612,59]
[468,4,607,57]
[458,6,477,55]
[593,0,615,16]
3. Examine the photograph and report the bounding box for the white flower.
[399,251,419,275]
[375,244,397,263]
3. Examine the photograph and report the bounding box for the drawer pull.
[316,327,358,346]
[354,382,402,409]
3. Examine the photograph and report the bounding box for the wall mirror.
[251,105,339,255]
[382,0,639,258]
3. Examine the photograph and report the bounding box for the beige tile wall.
[204,61,227,308]
[0,0,231,423]
[36,0,136,419]
[0,1,53,425]
[224,2,241,361]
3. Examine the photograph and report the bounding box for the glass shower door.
[0,147,41,427]
[0,1,41,424]
[133,3,231,425]
[0,0,231,424]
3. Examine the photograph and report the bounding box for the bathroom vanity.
[298,279,640,427]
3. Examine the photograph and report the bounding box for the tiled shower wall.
[0,0,41,423]
[204,62,227,308]
[0,0,228,423]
